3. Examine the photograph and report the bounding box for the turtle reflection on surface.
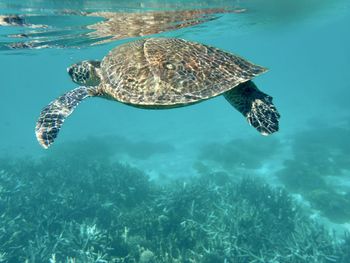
[83,8,245,44]
[1,8,245,49]
[0,14,46,28]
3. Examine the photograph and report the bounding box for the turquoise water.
[1,0,350,262]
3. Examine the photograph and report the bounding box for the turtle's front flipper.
[35,86,98,149]
[224,80,280,135]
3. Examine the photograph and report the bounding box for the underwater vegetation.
[0,143,349,263]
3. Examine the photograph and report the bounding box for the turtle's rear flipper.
[224,80,280,135]
[35,86,97,149]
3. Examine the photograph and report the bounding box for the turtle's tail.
[35,86,99,149]
[224,80,280,135]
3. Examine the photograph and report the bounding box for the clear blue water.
[1,0,350,261]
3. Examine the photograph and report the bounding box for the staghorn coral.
[0,147,349,262]
[0,154,155,262]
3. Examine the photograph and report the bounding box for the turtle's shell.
[100,38,267,107]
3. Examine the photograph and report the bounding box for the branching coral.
[0,154,155,262]
[0,150,348,262]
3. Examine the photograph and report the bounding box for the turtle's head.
[67,60,101,86]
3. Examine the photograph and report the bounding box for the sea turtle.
[35,38,280,148]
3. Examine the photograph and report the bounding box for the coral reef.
[277,122,350,223]
[198,137,281,171]
[0,155,154,262]
[0,147,348,262]
[197,121,350,225]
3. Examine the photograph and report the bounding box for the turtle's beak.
[67,66,73,75]
[67,66,75,81]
